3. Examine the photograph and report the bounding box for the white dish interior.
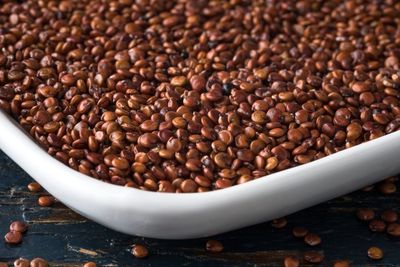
[1,110,400,239]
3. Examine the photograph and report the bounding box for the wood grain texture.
[0,150,400,266]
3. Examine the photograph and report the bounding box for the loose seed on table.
[30,258,48,267]
[4,231,22,244]
[378,182,397,194]
[10,221,28,233]
[83,262,97,267]
[356,208,375,221]
[283,256,299,267]
[303,251,324,263]
[27,182,42,192]
[304,233,321,246]
[333,260,350,267]
[206,240,224,253]
[386,223,400,237]
[381,210,398,223]
[38,196,54,207]
[292,227,308,238]
[271,218,287,229]
[369,220,386,233]
[14,258,30,267]
[131,244,149,258]
[367,247,383,260]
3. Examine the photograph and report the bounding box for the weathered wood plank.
[1,150,400,266]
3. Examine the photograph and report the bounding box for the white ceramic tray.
[1,110,400,239]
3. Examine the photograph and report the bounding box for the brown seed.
[373,113,390,125]
[215,178,232,189]
[138,133,158,148]
[369,219,386,232]
[77,99,94,114]
[144,179,158,191]
[37,86,57,97]
[303,251,324,263]
[30,258,48,267]
[124,22,139,34]
[83,262,97,267]
[10,221,28,233]
[4,231,22,244]
[251,111,267,124]
[172,117,187,128]
[356,208,375,221]
[0,263,7,267]
[304,233,321,246]
[385,56,399,68]
[102,111,116,121]
[132,162,146,173]
[9,14,19,24]
[333,260,350,267]
[271,217,287,229]
[186,158,202,171]
[43,121,60,133]
[292,226,309,238]
[279,92,294,101]
[27,182,42,192]
[387,223,400,237]
[351,82,370,93]
[287,128,303,143]
[171,76,187,87]
[158,181,174,193]
[346,122,362,141]
[194,175,211,187]
[378,182,397,194]
[140,120,159,132]
[367,246,383,260]
[214,152,231,168]
[131,244,149,258]
[38,196,54,207]
[180,179,198,193]
[158,149,174,159]
[14,258,30,267]
[60,73,75,85]
[163,15,181,27]
[112,157,129,170]
[190,75,206,91]
[381,210,398,223]
[206,240,223,253]
[218,130,233,145]
[269,128,286,137]
[283,256,299,267]
[266,157,278,171]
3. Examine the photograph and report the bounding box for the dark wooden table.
[0,150,399,266]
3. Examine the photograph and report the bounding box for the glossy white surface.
[1,110,400,239]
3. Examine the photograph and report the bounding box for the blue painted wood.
[0,150,399,266]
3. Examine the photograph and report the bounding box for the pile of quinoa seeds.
[0,0,400,192]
